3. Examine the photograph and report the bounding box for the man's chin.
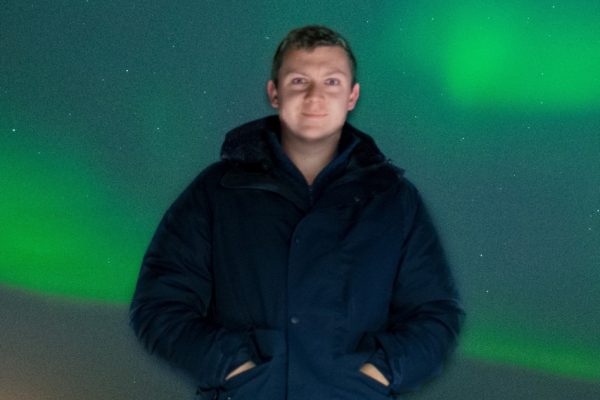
[280,119,343,142]
[298,131,342,144]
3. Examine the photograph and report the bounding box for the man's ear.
[267,80,279,108]
[347,82,360,111]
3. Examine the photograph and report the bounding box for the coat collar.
[218,115,403,212]
[220,115,388,171]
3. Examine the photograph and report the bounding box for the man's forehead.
[280,46,352,75]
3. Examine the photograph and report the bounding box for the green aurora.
[379,1,600,111]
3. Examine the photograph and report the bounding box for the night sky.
[1,1,599,398]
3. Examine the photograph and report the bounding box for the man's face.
[267,46,360,144]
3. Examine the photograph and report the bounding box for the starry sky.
[1,0,599,391]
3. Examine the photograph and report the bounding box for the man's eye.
[326,78,340,86]
[291,78,306,84]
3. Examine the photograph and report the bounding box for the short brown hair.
[271,25,357,87]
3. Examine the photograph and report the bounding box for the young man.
[130,25,464,400]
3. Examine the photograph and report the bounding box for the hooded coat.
[130,115,464,400]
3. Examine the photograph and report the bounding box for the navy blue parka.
[130,115,464,400]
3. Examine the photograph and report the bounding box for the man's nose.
[305,83,324,101]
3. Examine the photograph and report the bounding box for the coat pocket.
[334,337,393,399]
[221,360,271,390]
[341,365,393,399]
[219,357,283,400]
[353,369,392,396]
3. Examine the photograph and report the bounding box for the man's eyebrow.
[281,70,308,76]
[322,68,348,76]
[281,68,348,76]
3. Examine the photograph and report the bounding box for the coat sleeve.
[129,173,258,388]
[366,180,465,394]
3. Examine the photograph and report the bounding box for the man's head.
[270,25,357,87]
[267,25,360,145]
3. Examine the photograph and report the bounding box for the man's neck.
[280,131,340,186]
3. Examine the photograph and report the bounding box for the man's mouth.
[302,113,327,118]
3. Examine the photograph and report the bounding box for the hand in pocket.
[359,362,390,387]
[225,360,257,381]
